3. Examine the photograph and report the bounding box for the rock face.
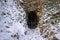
[22,0,43,11]
[21,0,43,29]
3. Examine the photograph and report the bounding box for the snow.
[0,0,60,40]
[55,33,60,40]
[0,0,45,40]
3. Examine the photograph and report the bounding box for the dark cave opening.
[27,11,38,29]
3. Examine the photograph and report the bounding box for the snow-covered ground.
[0,0,46,40]
[0,0,60,40]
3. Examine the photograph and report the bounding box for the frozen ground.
[0,0,60,40]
